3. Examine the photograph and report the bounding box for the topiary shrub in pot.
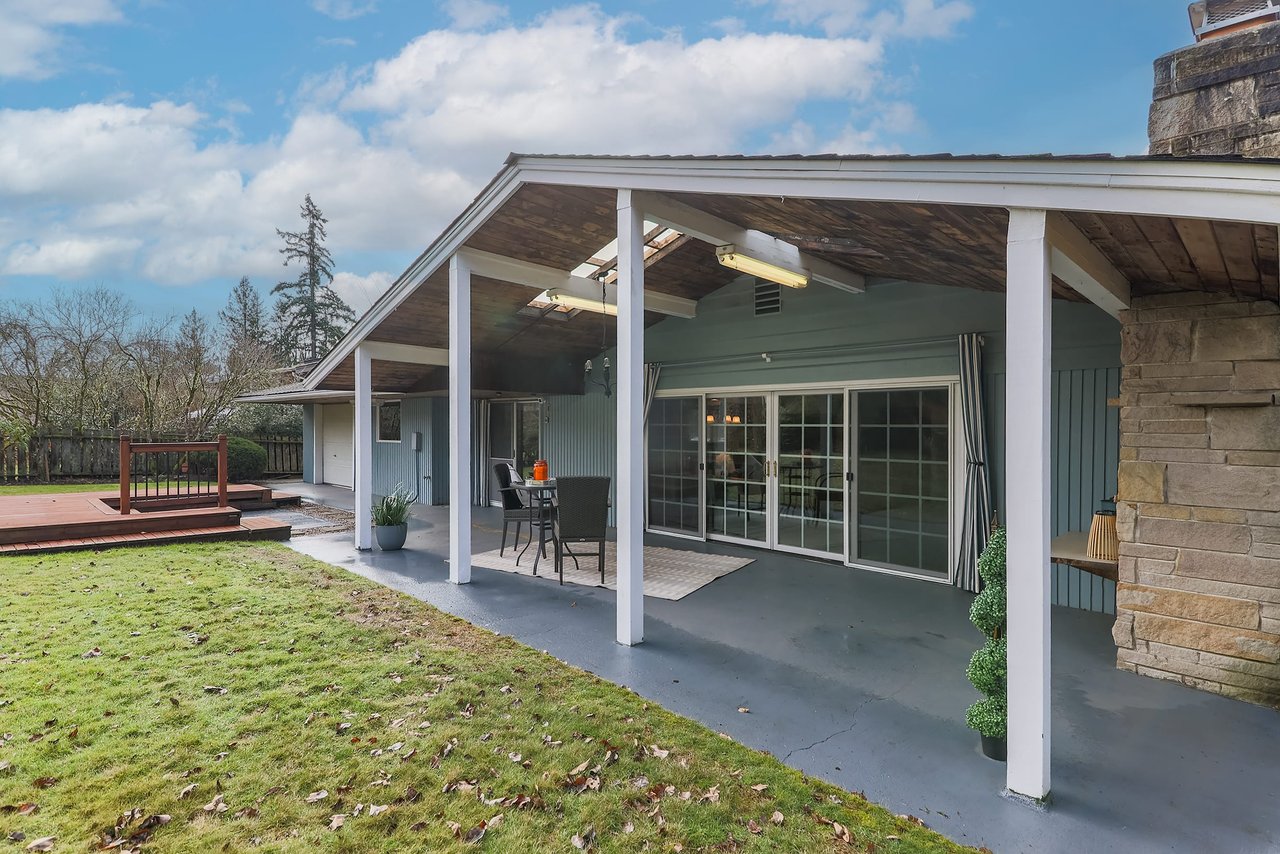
[225,436,268,484]
[966,526,1008,761]
[371,484,414,551]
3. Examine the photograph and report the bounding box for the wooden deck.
[0,484,296,555]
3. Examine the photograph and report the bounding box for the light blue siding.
[301,404,315,483]
[429,397,450,505]
[370,398,433,503]
[543,391,617,524]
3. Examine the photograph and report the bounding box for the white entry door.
[321,403,354,489]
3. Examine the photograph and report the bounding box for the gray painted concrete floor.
[277,483,1280,853]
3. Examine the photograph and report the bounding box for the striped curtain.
[471,399,490,507]
[954,333,992,593]
[643,362,662,424]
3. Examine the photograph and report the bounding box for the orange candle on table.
[533,459,548,482]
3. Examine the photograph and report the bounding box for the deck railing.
[118,435,228,515]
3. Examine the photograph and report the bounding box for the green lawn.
[0,482,117,495]
[0,543,975,853]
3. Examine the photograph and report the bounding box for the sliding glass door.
[646,396,703,537]
[775,392,845,559]
[849,388,951,576]
[646,382,953,579]
[705,395,769,544]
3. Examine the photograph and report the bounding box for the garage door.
[321,403,354,489]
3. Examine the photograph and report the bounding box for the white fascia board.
[301,166,524,391]
[517,157,1280,226]
[634,191,866,293]
[360,341,449,366]
[1045,212,1131,319]
[459,247,697,318]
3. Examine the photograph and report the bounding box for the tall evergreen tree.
[219,276,266,347]
[271,194,354,363]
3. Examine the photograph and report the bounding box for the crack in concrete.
[782,667,918,763]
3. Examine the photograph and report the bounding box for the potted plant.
[965,526,1008,761]
[372,484,414,551]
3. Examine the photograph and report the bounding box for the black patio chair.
[495,462,548,557]
[553,476,612,585]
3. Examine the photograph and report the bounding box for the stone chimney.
[1149,18,1280,157]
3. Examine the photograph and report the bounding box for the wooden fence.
[0,432,302,482]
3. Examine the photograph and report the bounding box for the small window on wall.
[377,402,402,443]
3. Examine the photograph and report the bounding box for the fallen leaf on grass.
[569,760,590,775]
[177,784,197,800]
[897,814,928,828]
[202,686,227,695]
[203,794,227,814]
[367,804,390,817]
[747,819,762,835]
[648,745,669,759]
[831,821,852,844]
[570,825,596,850]
[750,784,768,792]
[770,810,785,825]
[327,814,345,831]
[32,777,57,789]
[7,832,23,843]
[82,648,102,658]
[305,790,328,803]
[234,807,259,819]
[25,836,55,852]
[699,785,720,804]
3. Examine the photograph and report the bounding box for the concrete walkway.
[278,485,1280,853]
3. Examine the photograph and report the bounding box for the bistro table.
[513,479,557,575]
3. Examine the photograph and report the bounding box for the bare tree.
[45,288,133,431]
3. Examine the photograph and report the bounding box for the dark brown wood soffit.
[322,184,1279,393]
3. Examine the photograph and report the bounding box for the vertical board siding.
[429,398,451,504]
[989,367,1118,614]
[370,398,433,502]
[301,404,314,483]
[542,392,618,526]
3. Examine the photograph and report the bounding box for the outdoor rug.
[469,542,754,600]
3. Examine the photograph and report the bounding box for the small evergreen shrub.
[966,527,1008,740]
[225,436,267,483]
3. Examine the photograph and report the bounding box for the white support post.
[616,189,645,646]
[1005,208,1052,803]
[448,253,472,585]
[354,345,374,550]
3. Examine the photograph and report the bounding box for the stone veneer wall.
[1113,292,1280,708]
[1149,21,1280,158]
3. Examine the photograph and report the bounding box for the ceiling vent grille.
[1190,0,1280,40]
[754,280,781,316]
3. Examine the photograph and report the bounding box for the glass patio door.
[704,395,769,545]
[774,391,845,559]
[849,388,951,576]
[646,396,704,538]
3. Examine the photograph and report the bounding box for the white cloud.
[317,36,357,47]
[0,0,122,79]
[0,4,963,299]
[442,0,507,30]
[310,0,377,20]
[331,270,393,314]
[757,0,971,38]
[343,6,884,176]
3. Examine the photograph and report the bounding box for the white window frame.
[376,401,402,444]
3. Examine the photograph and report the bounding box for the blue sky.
[0,1,1192,323]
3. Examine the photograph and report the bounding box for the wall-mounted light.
[716,245,809,289]
[545,288,697,319]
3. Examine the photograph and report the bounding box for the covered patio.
[281,490,1280,853]
[269,154,1280,808]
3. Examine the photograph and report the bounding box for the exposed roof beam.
[1045,212,1131,319]
[458,247,697,318]
[360,340,450,365]
[633,191,866,294]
